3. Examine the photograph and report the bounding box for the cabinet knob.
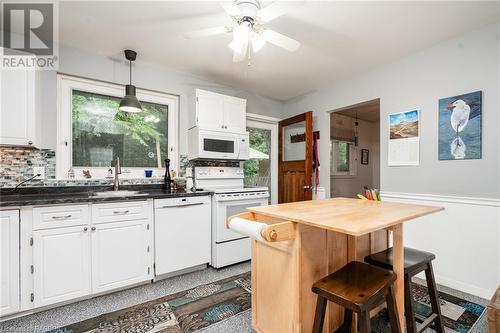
[91,226,96,231]
[83,226,88,232]
[28,140,33,145]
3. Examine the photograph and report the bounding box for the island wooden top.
[247,198,443,236]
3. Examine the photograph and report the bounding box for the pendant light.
[354,111,359,146]
[119,49,142,113]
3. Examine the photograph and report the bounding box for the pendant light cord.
[129,60,132,85]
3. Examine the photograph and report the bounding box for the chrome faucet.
[113,157,121,191]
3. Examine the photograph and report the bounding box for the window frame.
[56,74,179,179]
[331,140,357,177]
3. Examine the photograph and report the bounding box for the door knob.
[303,185,311,189]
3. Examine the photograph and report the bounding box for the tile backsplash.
[0,146,240,188]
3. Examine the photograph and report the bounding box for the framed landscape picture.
[438,91,482,160]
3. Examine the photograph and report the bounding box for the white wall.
[284,23,500,298]
[38,45,283,153]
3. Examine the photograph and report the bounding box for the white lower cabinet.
[33,225,91,307]
[0,210,20,317]
[91,219,151,294]
[154,196,211,275]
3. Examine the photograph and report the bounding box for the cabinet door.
[33,226,91,307]
[91,220,151,294]
[0,210,20,316]
[196,89,225,131]
[0,68,36,146]
[154,202,211,275]
[223,96,247,133]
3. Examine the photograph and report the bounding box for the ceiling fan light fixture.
[250,32,266,52]
[229,21,251,53]
[119,49,142,113]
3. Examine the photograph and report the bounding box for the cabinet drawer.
[92,201,149,224]
[154,195,210,209]
[33,205,89,230]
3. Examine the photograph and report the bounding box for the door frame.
[247,113,279,204]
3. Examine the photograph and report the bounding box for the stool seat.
[365,247,435,275]
[312,261,396,312]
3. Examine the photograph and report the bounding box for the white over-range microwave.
[188,127,249,160]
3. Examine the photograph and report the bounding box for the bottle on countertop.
[164,158,171,191]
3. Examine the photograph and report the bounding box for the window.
[331,140,357,176]
[57,75,178,179]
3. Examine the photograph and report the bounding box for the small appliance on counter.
[194,166,269,268]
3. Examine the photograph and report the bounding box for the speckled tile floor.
[0,262,254,333]
[0,263,488,333]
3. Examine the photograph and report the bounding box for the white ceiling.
[59,1,500,101]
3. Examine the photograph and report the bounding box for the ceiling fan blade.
[184,26,229,39]
[233,42,248,63]
[263,29,300,52]
[257,1,304,23]
[220,1,241,16]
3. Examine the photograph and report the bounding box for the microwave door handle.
[235,138,240,159]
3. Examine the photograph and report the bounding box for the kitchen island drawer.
[92,201,149,224]
[154,195,210,209]
[33,204,89,230]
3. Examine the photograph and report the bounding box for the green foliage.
[71,90,168,168]
[243,128,271,177]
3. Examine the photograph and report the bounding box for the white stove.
[194,167,269,268]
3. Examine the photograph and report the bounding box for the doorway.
[330,99,380,198]
[244,117,278,204]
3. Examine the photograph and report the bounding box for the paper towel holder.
[227,212,296,242]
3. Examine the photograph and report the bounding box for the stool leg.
[386,285,402,333]
[340,309,353,333]
[312,295,327,333]
[404,276,417,333]
[425,262,445,333]
[358,311,371,333]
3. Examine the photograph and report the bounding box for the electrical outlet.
[33,167,45,180]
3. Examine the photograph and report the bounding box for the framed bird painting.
[438,91,482,160]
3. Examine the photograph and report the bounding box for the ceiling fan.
[184,0,302,63]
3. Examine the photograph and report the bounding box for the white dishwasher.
[154,195,211,276]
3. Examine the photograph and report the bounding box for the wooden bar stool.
[312,261,401,333]
[365,247,445,333]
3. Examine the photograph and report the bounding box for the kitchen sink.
[90,190,148,198]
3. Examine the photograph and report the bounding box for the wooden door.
[33,225,91,307]
[91,220,151,294]
[0,210,20,316]
[278,111,313,203]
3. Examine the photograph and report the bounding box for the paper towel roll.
[229,218,268,241]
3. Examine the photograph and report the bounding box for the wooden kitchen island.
[228,198,443,333]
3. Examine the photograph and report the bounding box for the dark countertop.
[0,184,212,208]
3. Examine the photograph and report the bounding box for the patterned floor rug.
[371,282,486,333]
[46,272,251,333]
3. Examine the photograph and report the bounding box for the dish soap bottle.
[164,158,171,191]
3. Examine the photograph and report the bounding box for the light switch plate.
[33,167,45,179]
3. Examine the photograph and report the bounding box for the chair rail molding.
[381,191,500,207]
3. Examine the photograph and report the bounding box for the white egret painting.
[439,91,482,160]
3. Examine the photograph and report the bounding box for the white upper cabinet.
[195,89,246,133]
[0,67,37,147]
[0,210,20,317]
